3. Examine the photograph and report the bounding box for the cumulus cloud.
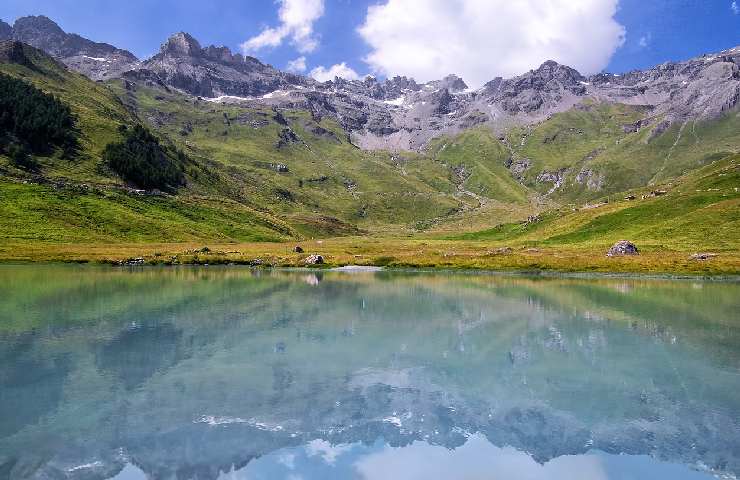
[732,1,739,14]
[310,62,361,82]
[286,56,307,72]
[242,0,324,54]
[357,0,626,88]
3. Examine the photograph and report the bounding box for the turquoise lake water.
[0,266,738,479]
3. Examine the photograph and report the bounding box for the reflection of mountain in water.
[0,267,738,479]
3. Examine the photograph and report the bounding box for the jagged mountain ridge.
[4,15,739,154]
[130,31,740,153]
[0,15,139,81]
[135,32,310,97]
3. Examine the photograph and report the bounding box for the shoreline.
[2,262,739,282]
[1,239,738,278]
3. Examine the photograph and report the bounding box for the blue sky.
[1,0,739,85]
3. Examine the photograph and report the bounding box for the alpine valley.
[0,15,738,274]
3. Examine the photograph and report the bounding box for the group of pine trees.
[0,73,78,169]
[1,73,185,190]
[103,124,186,192]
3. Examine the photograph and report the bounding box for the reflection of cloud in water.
[355,435,608,480]
[110,464,146,480]
[208,435,716,480]
[306,439,353,465]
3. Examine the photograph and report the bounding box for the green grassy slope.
[453,154,740,252]
[427,128,529,203]
[107,80,486,231]
[0,180,294,242]
[0,42,137,184]
[505,101,740,203]
[0,41,738,258]
[0,43,484,241]
[0,43,307,241]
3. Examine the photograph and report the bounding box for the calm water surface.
[0,266,739,480]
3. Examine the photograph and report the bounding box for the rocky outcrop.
[142,32,309,98]
[575,168,604,191]
[0,20,11,40]
[506,158,531,180]
[536,169,568,195]
[430,74,468,93]
[607,241,640,257]
[276,128,301,149]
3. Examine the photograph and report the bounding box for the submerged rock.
[607,241,640,257]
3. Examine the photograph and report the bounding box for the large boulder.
[304,254,324,265]
[607,241,639,257]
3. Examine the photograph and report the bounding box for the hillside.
[453,154,740,251]
[0,26,738,273]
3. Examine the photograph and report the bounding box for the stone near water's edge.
[607,241,640,257]
[305,254,324,265]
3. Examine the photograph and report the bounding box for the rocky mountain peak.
[142,30,309,98]
[433,74,468,92]
[533,60,584,85]
[5,15,139,81]
[12,15,64,35]
[161,32,202,57]
[12,15,67,55]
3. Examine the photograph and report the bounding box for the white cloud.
[241,0,324,54]
[732,1,739,14]
[310,62,361,82]
[286,56,307,73]
[357,0,626,88]
[638,32,652,48]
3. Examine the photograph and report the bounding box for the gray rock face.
[142,32,309,98]
[507,158,531,179]
[161,32,202,57]
[430,74,468,93]
[488,60,586,114]
[8,17,739,156]
[575,168,604,191]
[8,15,139,80]
[590,48,740,125]
[607,241,640,257]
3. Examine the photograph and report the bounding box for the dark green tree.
[0,73,78,164]
[103,124,185,191]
